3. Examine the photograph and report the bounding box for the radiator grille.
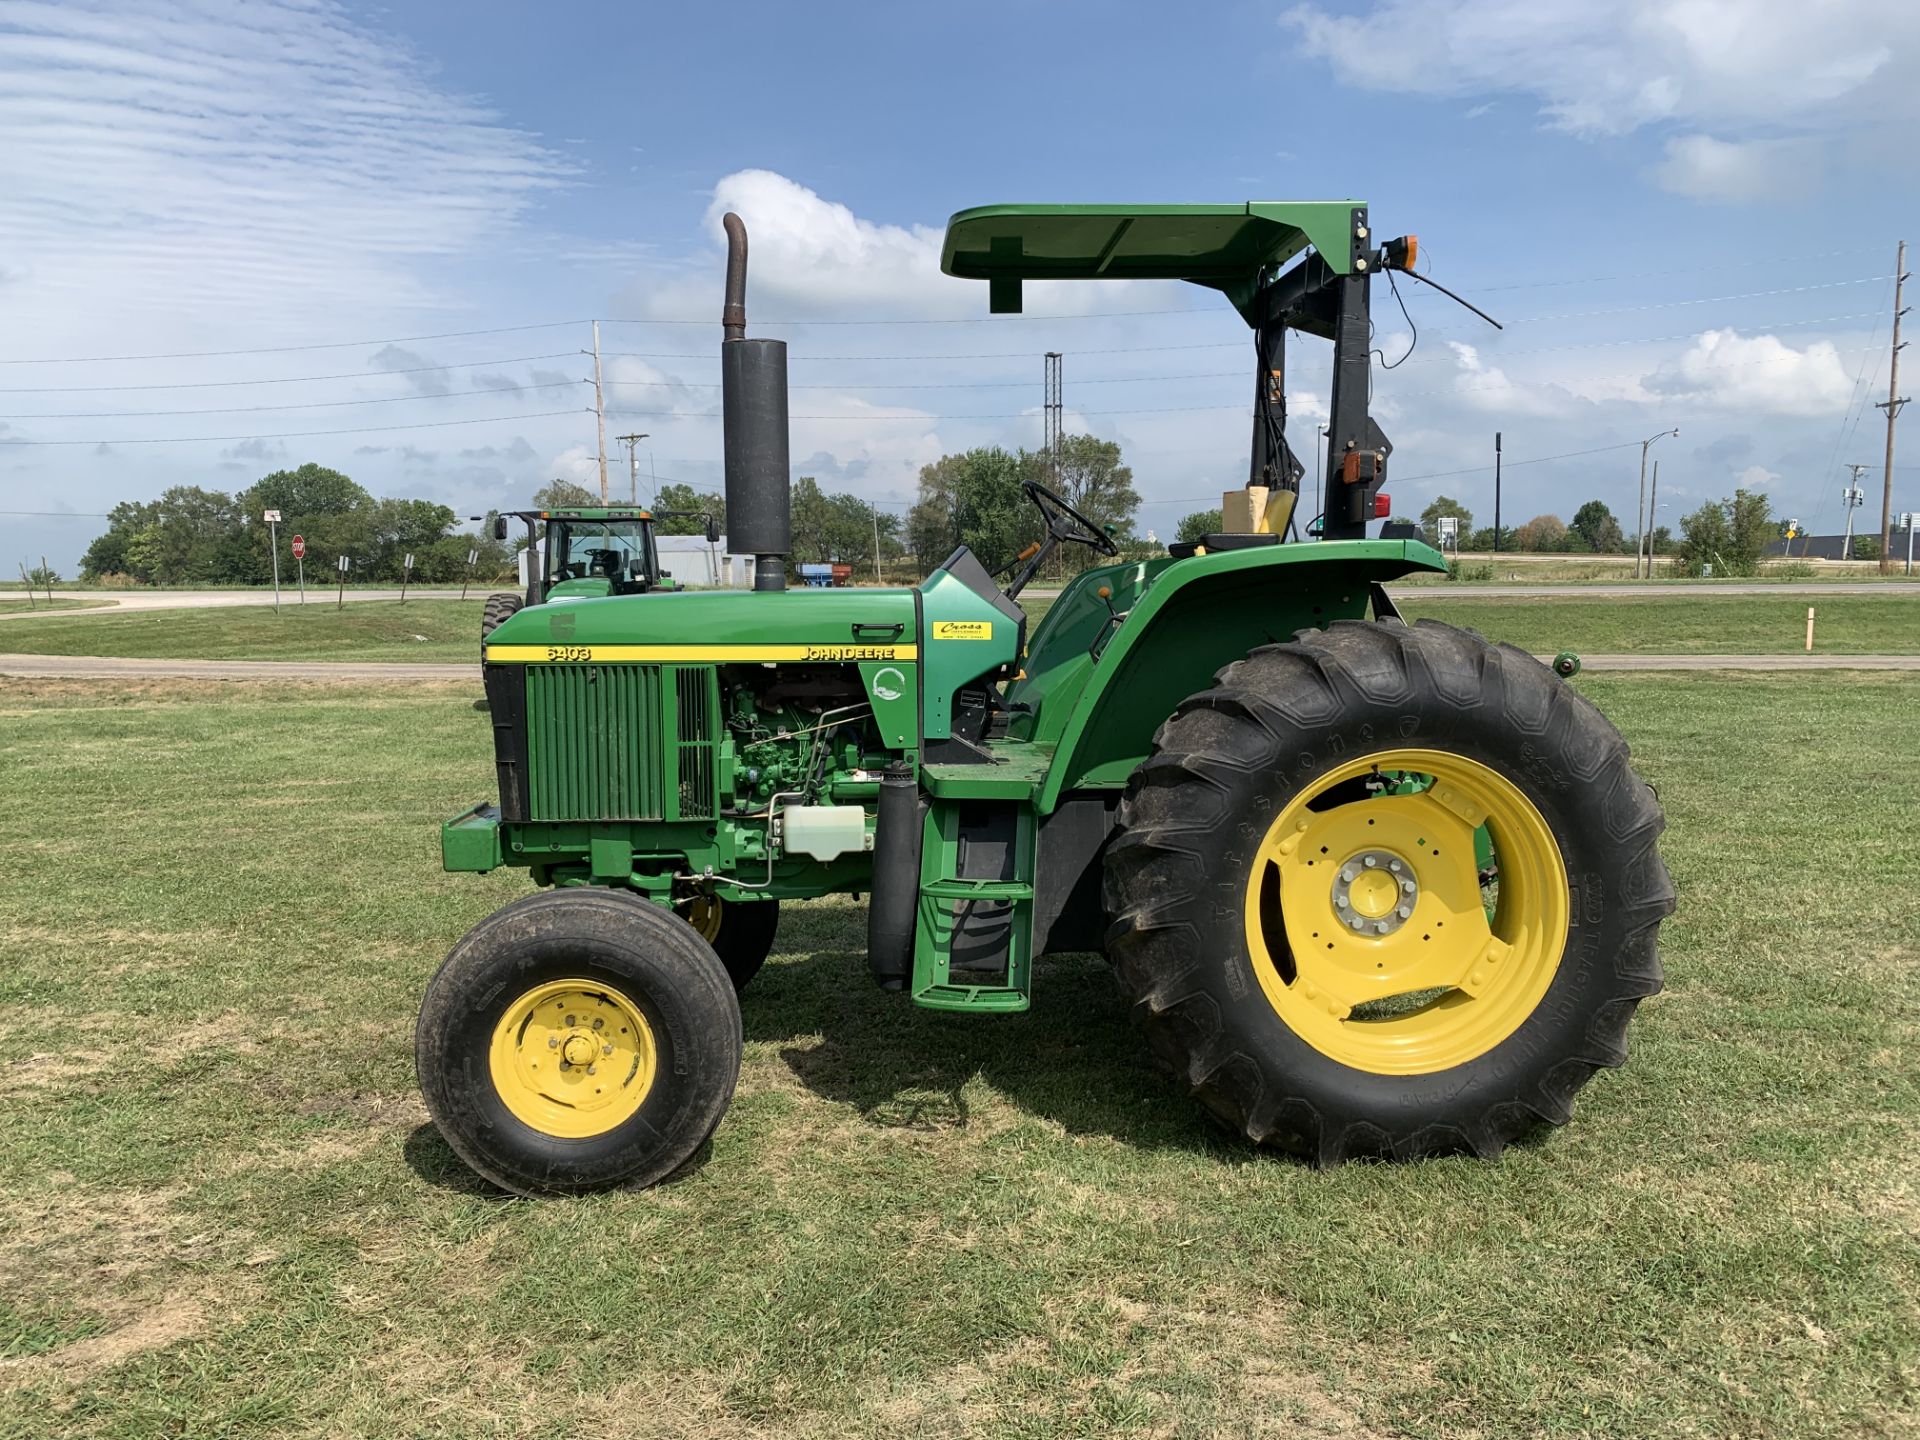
[525,665,665,820]
[675,668,717,820]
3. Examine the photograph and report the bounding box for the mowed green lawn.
[0,675,1915,1438]
[1397,594,1920,655]
[0,597,487,661]
[1,591,1917,663]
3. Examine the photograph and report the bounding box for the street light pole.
[1493,431,1502,553]
[1635,427,1679,578]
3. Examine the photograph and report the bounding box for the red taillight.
[1373,492,1391,518]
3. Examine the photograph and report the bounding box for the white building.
[655,533,757,589]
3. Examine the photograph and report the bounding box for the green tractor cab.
[418,204,1673,1196]
[477,505,722,645]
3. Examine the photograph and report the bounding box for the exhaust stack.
[720,212,790,591]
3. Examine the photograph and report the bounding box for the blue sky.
[3,0,1917,570]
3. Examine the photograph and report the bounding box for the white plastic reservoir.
[781,805,871,861]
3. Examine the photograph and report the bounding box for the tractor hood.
[483,587,919,664]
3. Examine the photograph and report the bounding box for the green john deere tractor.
[478,504,722,646]
[418,203,1674,1195]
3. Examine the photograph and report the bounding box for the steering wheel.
[1000,479,1119,599]
[1023,478,1119,557]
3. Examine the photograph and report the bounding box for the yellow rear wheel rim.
[488,979,657,1138]
[1242,747,1569,1075]
[683,895,724,943]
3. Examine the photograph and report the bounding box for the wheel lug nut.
[1363,856,1376,868]
[1350,917,1365,930]
[1397,906,1412,919]
[548,1037,559,1049]
[592,1018,604,1030]
[1375,921,1389,934]
[1401,879,1415,893]
[1341,867,1356,882]
[603,1043,614,1056]
[565,1015,576,1027]
[1388,860,1401,873]
[586,1065,597,1076]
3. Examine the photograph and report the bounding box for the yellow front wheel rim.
[488,979,658,1138]
[1243,748,1569,1075]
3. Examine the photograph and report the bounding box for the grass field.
[2,591,1916,663]
[0,598,485,660]
[1396,593,1920,654]
[0,674,1915,1438]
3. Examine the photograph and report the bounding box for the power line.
[0,408,586,447]
[5,339,1878,437]
[0,257,1888,368]
[0,380,582,420]
[0,323,592,366]
[0,353,578,395]
[1447,246,1885,294]
[0,307,1872,405]
[599,307,1221,328]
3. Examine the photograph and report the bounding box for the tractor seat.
[1166,533,1281,560]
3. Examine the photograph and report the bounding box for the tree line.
[86,442,1812,590]
[80,464,513,586]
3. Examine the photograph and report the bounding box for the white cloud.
[0,0,565,346]
[1642,329,1855,414]
[1653,134,1819,202]
[1284,0,1904,135]
[620,168,1175,324]
[1445,341,1583,417]
[1283,0,1919,198]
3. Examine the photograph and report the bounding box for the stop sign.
[291,535,305,559]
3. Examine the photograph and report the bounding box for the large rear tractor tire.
[416,889,742,1195]
[1102,619,1673,1165]
[480,591,524,650]
[675,894,780,992]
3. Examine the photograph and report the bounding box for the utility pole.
[1493,432,1502,553]
[1843,464,1869,558]
[1043,352,1063,487]
[1877,239,1909,575]
[616,432,650,506]
[1646,460,1658,567]
[587,320,610,503]
[1635,427,1679,579]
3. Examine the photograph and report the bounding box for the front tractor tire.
[416,889,742,1195]
[1103,619,1673,1165]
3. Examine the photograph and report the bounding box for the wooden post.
[40,555,52,604]
[1805,607,1815,652]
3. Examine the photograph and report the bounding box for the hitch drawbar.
[867,763,920,990]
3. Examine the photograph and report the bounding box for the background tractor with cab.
[418,203,1674,1195]
[478,504,722,645]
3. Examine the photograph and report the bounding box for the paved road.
[3,579,1915,622]
[5,653,1917,683]
[0,588,473,619]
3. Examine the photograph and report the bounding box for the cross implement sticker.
[933,621,993,640]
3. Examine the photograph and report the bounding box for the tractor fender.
[1032,540,1444,812]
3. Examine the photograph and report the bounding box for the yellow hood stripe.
[487,643,918,664]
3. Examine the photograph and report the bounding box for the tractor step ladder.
[912,764,1040,1012]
